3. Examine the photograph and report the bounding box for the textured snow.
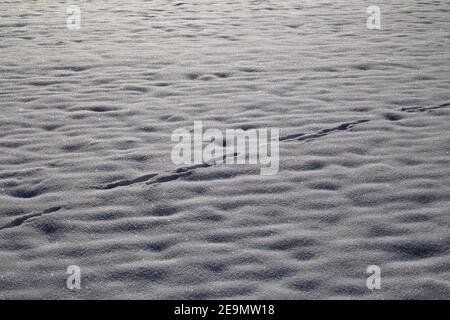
[0,0,449,299]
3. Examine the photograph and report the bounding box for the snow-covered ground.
[0,0,449,299]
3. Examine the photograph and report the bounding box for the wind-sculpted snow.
[0,0,449,299]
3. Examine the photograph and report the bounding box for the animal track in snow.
[279,120,370,142]
[97,173,158,190]
[97,120,370,189]
[0,206,62,231]
[401,102,450,113]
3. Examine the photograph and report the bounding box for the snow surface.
[0,0,449,299]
